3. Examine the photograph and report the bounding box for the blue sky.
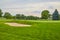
[0,0,60,17]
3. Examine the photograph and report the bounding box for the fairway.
[0,20,60,40]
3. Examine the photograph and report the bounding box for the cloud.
[0,0,60,17]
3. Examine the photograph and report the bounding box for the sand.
[5,23,31,27]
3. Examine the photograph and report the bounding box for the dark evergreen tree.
[52,9,59,20]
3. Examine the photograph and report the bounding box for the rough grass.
[0,20,60,40]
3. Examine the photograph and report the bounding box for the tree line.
[0,9,40,20]
[41,9,59,20]
[0,9,59,20]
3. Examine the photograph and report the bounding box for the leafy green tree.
[41,10,49,19]
[15,14,26,19]
[0,9,3,17]
[20,14,25,19]
[12,16,16,19]
[26,16,34,20]
[15,14,40,20]
[52,9,59,20]
[4,12,12,19]
[26,16,40,20]
[15,14,20,19]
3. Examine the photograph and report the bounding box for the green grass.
[0,20,60,40]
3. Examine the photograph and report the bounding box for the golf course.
[0,20,60,40]
[0,0,60,40]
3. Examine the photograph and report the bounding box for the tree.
[0,9,3,17]
[4,12,12,19]
[41,10,49,19]
[15,14,40,20]
[52,9,59,20]
[15,14,26,19]
[20,14,25,19]
[15,14,20,19]
[26,16,40,20]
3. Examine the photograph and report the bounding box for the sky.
[0,0,60,17]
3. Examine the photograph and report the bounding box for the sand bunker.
[5,23,31,27]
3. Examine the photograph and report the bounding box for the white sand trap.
[5,23,31,27]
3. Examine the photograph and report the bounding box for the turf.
[0,20,60,40]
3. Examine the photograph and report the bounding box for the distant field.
[0,20,60,40]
